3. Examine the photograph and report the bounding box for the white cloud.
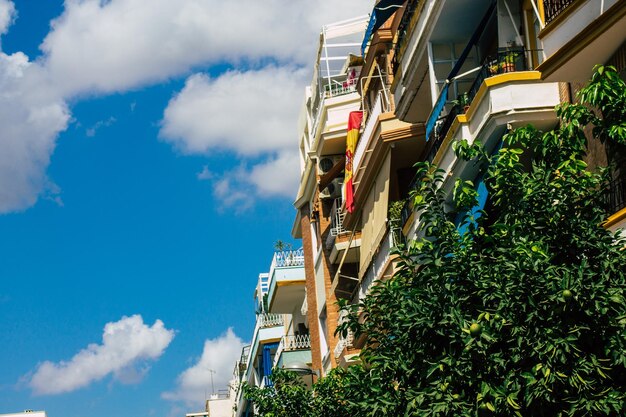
[0,52,70,213]
[0,0,15,37]
[248,150,300,197]
[160,67,306,156]
[28,315,175,395]
[40,0,371,96]
[85,116,116,137]
[162,328,244,407]
[161,67,304,205]
[0,0,371,213]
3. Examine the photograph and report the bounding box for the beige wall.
[359,152,391,275]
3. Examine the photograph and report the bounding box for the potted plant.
[453,92,471,113]
[501,51,518,72]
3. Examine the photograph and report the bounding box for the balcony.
[607,178,626,215]
[538,0,626,82]
[266,249,306,314]
[258,313,285,329]
[424,49,536,164]
[353,90,391,175]
[273,335,313,369]
[352,225,400,305]
[391,0,420,76]
[543,0,577,24]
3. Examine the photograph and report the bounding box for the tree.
[245,66,626,416]
[243,368,353,417]
[337,65,626,416]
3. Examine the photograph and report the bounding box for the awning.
[424,0,497,141]
[361,0,406,55]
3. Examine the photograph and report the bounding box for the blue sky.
[0,1,371,416]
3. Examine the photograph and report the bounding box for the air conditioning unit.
[317,155,343,175]
[320,177,343,199]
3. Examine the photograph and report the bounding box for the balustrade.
[274,248,305,267]
[543,0,577,24]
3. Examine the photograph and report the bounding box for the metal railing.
[334,309,355,359]
[258,313,285,328]
[353,90,389,174]
[392,0,421,75]
[423,49,536,165]
[330,198,347,237]
[543,0,577,24]
[274,249,305,267]
[352,225,398,304]
[607,177,626,215]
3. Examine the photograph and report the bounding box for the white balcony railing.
[258,313,285,329]
[273,334,312,368]
[334,309,355,359]
[274,249,305,267]
[353,90,389,175]
[330,198,347,237]
[353,225,398,304]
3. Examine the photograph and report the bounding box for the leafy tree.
[243,368,353,417]
[246,66,626,416]
[337,65,626,416]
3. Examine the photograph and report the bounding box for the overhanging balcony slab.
[267,266,306,314]
[538,0,626,82]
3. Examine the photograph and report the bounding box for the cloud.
[160,67,307,156]
[162,328,244,407]
[196,165,213,181]
[0,0,15,37]
[0,52,70,213]
[39,0,371,96]
[28,315,175,395]
[161,67,304,205]
[85,116,116,137]
[0,0,370,213]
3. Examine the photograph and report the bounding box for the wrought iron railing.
[274,249,305,267]
[423,49,535,165]
[392,0,420,75]
[607,177,626,215]
[543,0,577,24]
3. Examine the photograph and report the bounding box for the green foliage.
[247,65,626,417]
[336,65,626,416]
[243,368,353,417]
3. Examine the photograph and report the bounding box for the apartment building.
[387,0,626,238]
[292,16,369,375]
[232,249,309,417]
[217,2,625,410]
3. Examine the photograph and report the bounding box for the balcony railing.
[334,309,355,359]
[392,0,421,75]
[353,90,390,174]
[607,177,626,215]
[424,49,535,165]
[324,77,358,99]
[282,334,312,351]
[258,313,285,329]
[330,198,347,237]
[274,249,305,267]
[352,225,399,304]
[273,334,312,368]
[543,0,577,24]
